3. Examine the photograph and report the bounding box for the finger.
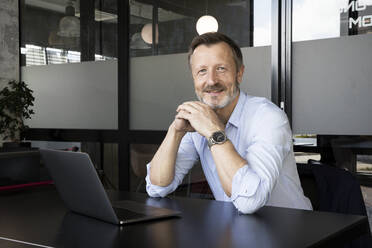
[176,110,192,120]
[182,101,200,105]
[184,101,204,109]
[178,101,202,109]
[183,102,207,113]
[176,104,191,113]
[177,103,199,114]
[193,101,211,110]
[174,118,193,132]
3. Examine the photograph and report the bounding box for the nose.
[206,70,218,86]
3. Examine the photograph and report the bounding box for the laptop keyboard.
[112,200,180,224]
[112,207,147,219]
[112,200,161,215]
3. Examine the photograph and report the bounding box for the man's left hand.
[176,101,225,138]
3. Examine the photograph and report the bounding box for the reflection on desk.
[57,212,119,248]
[0,186,370,248]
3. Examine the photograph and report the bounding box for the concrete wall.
[0,0,19,143]
[0,0,19,87]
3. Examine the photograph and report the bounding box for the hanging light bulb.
[57,0,80,38]
[141,23,159,44]
[196,15,218,35]
[196,0,218,35]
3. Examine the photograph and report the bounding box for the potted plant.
[0,80,35,149]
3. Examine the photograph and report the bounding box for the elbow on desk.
[146,178,175,198]
[233,203,264,214]
[232,194,268,214]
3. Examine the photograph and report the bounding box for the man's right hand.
[173,116,195,133]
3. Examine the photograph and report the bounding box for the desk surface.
[0,186,369,248]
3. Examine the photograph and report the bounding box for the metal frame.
[118,0,130,190]
[249,0,254,46]
[152,1,159,55]
[284,0,292,125]
[348,0,359,36]
[271,0,281,107]
[18,0,23,78]
[271,0,292,124]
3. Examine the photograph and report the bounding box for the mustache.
[202,84,226,92]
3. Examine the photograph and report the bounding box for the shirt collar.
[226,91,247,128]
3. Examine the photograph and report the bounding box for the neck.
[215,91,240,124]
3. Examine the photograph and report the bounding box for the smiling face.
[190,42,244,110]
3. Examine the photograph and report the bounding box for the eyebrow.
[192,64,206,71]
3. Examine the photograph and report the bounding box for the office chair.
[130,144,159,192]
[130,144,204,196]
[297,162,372,248]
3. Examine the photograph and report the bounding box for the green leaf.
[0,80,35,141]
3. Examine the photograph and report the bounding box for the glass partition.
[129,0,256,58]
[19,0,120,191]
[20,0,119,130]
[292,0,372,176]
[293,0,372,42]
[20,0,118,66]
[254,0,271,46]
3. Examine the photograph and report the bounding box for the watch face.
[213,131,226,143]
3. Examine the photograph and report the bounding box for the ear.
[236,65,245,84]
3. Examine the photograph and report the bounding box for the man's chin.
[196,93,230,109]
[202,99,228,109]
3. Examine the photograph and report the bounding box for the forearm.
[210,140,247,197]
[149,122,186,186]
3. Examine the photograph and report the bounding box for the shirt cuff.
[145,163,178,198]
[230,165,261,202]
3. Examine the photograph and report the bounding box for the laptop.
[40,149,181,225]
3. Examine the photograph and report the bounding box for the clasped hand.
[174,101,225,138]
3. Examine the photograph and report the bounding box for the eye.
[217,66,226,72]
[198,68,207,75]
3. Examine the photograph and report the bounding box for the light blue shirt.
[146,92,312,213]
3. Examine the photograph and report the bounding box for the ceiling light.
[141,23,159,44]
[196,15,218,35]
[57,0,80,38]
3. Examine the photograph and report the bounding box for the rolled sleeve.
[145,163,180,197]
[145,133,199,198]
[231,165,264,214]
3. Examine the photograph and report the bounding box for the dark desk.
[0,186,370,248]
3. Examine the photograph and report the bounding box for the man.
[145,32,312,214]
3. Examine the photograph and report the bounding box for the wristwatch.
[207,131,228,148]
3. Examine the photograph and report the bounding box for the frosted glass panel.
[22,60,118,129]
[129,53,194,130]
[241,46,271,99]
[129,46,271,130]
[292,34,372,135]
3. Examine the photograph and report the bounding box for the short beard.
[196,82,240,110]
